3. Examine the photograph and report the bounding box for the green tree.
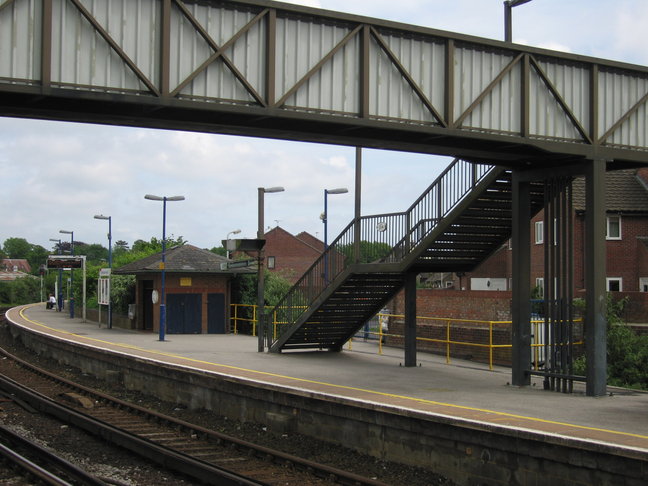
[338,240,392,264]
[75,243,108,263]
[209,246,227,257]
[26,244,49,273]
[3,237,31,258]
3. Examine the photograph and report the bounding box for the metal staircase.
[268,159,544,353]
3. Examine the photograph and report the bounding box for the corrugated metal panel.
[529,61,587,141]
[599,69,648,148]
[51,0,159,92]
[0,0,40,82]
[173,3,263,102]
[454,46,519,133]
[536,60,590,137]
[371,31,445,123]
[276,17,356,113]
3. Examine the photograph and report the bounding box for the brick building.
[458,169,648,295]
[237,227,324,284]
[114,244,253,334]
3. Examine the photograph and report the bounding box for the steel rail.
[0,425,107,486]
[0,344,390,486]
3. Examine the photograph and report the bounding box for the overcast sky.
[2,0,647,253]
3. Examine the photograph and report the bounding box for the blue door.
[167,294,202,334]
[207,293,226,334]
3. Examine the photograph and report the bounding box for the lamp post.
[94,214,112,329]
[322,188,348,283]
[49,238,63,312]
[145,194,185,341]
[59,230,74,318]
[504,0,533,42]
[257,186,285,352]
[226,229,241,259]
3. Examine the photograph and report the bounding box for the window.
[640,278,648,292]
[606,278,622,292]
[607,215,621,240]
[267,256,275,269]
[534,221,543,244]
[535,278,544,298]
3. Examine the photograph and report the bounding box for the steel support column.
[585,159,607,397]
[404,272,417,367]
[511,171,531,386]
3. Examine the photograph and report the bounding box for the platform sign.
[47,255,84,269]
[98,277,110,305]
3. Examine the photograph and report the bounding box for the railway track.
[0,343,389,486]
[0,424,108,485]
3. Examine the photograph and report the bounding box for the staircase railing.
[269,159,496,342]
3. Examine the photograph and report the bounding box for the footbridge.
[2,0,648,396]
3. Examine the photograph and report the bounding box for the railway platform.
[4,303,648,485]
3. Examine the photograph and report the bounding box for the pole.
[108,217,112,329]
[160,198,167,341]
[257,188,265,352]
[504,1,512,42]
[70,233,75,318]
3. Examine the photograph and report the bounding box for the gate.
[167,294,202,334]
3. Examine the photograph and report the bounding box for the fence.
[230,304,583,370]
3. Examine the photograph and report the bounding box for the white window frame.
[606,277,622,292]
[535,277,544,298]
[267,256,275,269]
[534,221,543,244]
[640,277,648,292]
[606,215,622,240]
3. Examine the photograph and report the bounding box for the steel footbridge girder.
[1,0,648,167]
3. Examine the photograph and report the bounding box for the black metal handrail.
[269,159,495,343]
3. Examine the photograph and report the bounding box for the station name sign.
[47,255,85,269]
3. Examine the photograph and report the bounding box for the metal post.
[160,198,167,341]
[404,273,417,367]
[511,171,531,386]
[585,159,607,397]
[257,187,265,352]
[107,217,112,329]
[354,147,362,264]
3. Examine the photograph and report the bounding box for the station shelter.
[114,244,254,334]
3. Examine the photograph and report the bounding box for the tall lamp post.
[226,229,241,259]
[145,194,185,341]
[504,0,533,42]
[257,186,285,352]
[94,214,112,328]
[59,230,74,318]
[49,238,63,312]
[322,188,348,283]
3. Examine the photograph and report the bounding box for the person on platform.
[47,293,57,310]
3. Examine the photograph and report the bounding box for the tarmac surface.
[6,303,648,455]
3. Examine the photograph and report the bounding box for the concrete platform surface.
[6,304,648,454]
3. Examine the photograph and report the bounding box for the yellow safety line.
[15,305,648,442]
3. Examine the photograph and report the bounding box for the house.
[235,227,324,284]
[456,169,648,322]
[0,259,32,281]
[113,244,254,334]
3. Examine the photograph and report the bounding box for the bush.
[574,294,648,390]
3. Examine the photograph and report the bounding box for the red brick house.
[237,227,324,284]
[114,244,253,333]
[454,169,648,322]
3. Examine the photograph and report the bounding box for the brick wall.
[259,227,322,284]
[387,289,513,365]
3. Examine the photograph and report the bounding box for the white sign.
[99,268,111,277]
[151,290,159,304]
[98,278,110,305]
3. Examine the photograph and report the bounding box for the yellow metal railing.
[230,305,582,370]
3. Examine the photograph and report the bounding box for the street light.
[226,229,241,259]
[322,188,349,251]
[94,214,112,329]
[59,230,74,318]
[504,0,533,42]
[145,194,185,341]
[49,238,63,312]
[322,188,349,284]
[257,186,285,352]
